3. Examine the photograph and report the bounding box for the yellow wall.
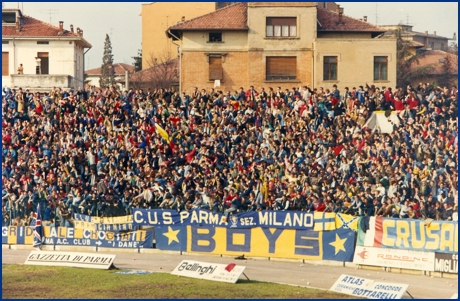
[314,38,397,90]
[247,5,317,51]
[182,31,248,52]
[141,2,216,70]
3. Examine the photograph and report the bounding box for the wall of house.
[247,50,313,89]
[412,35,449,51]
[317,32,373,39]
[2,38,84,88]
[247,5,317,51]
[182,31,248,51]
[181,51,249,93]
[314,38,397,90]
[141,2,216,70]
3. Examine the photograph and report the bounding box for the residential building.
[166,2,396,93]
[380,24,451,51]
[85,63,135,89]
[408,49,458,87]
[140,2,236,70]
[2,8,92,91]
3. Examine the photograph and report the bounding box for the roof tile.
[2,14,91,46]
[169,3,248,31]
[317,8,386,32]
[412,50,458,75]
[85,63,135,76]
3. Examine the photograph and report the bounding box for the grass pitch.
[2,264,356,299]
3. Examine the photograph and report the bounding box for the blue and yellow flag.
[155,225,187,251]
[322,227,356,262]
[313,211,336,231]
[335,213,360,231]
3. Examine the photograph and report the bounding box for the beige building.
[140,2,235,70]
[167,3,397,93]
[380,24,451,51]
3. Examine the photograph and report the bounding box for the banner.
[73,220,134,232]
[2,227,8,244]
[73,214,133,224]
[171,260,246,283]
[133,209,314,230]
[40,227,153,249]
[330,274,409,299]
[25,251,116,270]
[434,253,458,274]
[313,212,336,231]
[335,213,360,231]
[155,225,355,262]
[358,217,458,254]
[5,226,34,245]
[353,246,435,271]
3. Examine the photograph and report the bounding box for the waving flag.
[31,204,43,249]
[154,123,170,143]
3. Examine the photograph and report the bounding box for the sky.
[4,2,458,70]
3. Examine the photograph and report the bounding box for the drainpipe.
[13,37,16,78]
[83,46,92,87]
[168,29,181,94]
[311,42,315,89]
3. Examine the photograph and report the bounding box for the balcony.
[8,74,78,92]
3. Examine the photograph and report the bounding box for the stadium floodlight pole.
[168,29,182,94]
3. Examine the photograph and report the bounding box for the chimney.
[425,31,428,35]
[59,21,64,32]
[363,16,367,22]
[70,24,74,33]
[80,29,83,36]
[434,31,436,36]
[77,27,81,36]
[181,16,185,22]
[337,6,344,24]
[15,16,20,32]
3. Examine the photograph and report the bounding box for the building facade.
[380,24,451,51]
[85,63,135,89]
[2,8,92,91]
[167,3,397,93]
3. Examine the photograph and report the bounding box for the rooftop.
[85,63,135,76]
[2,10,91,47]
[316,8,386,32]
[412,50,458,75]
[168,2,248,33]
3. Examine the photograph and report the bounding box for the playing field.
[2,264,357,299]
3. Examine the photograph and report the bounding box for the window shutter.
[266,57,296,80]
[209,56,223,80]
[2,52,9,76]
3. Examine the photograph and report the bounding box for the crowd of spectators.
[2,80,458,227]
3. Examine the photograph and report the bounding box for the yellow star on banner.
[163,226,180,245]
[329,234,347,255]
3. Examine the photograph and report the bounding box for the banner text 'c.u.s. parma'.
[133,209,314,230]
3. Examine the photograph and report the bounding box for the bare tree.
[129,49,179,90]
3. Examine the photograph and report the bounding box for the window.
[266,17,296,37]
[209,56,223,81]
[441,43,444,51]
[266,57,296,80]
[2,40,9,45]
[2,52,9,76]
[209,33,222,42]
[37,41,49,45]
[374,56,388,81]
[323,56,338,81]
[38,52,49,75]
[2,12,16,23]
